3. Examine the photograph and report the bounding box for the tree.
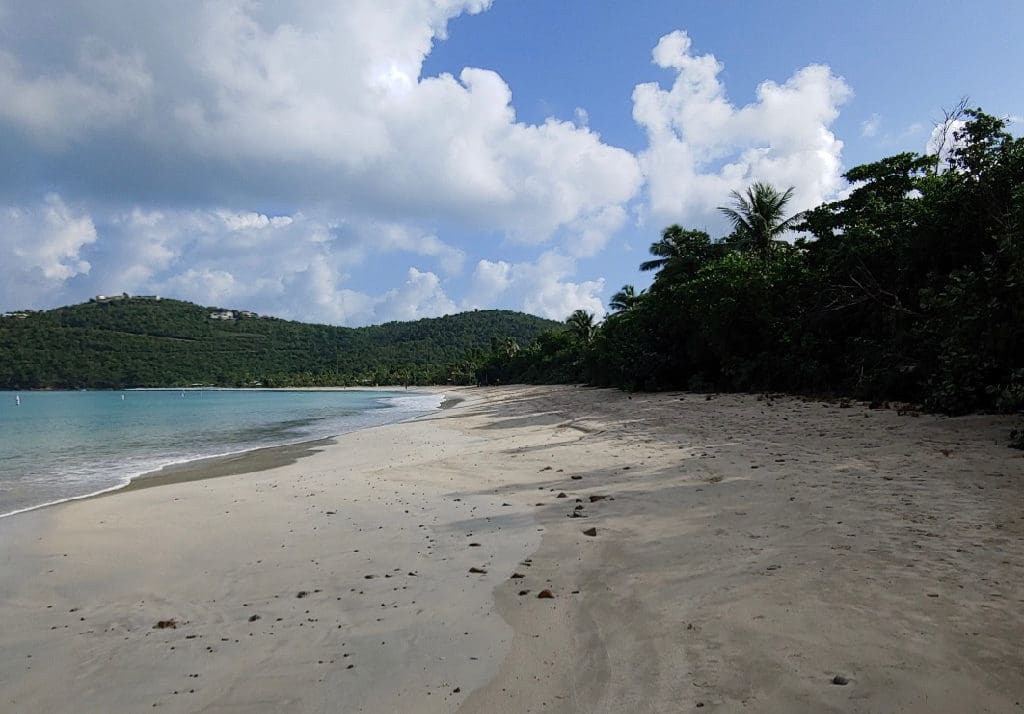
[640,225,724,290]
[609,285,639,313]
[504,337,520,358]
[718,182,802,259]
[565,310,596,344]
[641,225,714,273]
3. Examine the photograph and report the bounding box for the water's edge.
[1,391,456,520]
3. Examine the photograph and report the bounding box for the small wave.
[0,390,446,520]
[377,392,446,413]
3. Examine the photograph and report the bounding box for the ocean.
[0,389,444,518]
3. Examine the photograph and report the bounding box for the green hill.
[0,297,561,389]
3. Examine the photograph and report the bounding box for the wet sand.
[1,385,1022,713]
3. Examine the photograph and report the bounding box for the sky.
[2,0,1021,325]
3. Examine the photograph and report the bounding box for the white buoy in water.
[15,395,20,406]
[121,394,125,401]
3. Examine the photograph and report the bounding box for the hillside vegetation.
[0,299,559,389]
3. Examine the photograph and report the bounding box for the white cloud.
[0,1,639,246]
[0,195,97,307]
[0,39,151,147]
[861,113,881,137]
[925,118,966,165]
[633,30,852,230]
[465,252,605,321]
[377,268,457,322]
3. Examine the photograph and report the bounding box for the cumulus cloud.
[0,40,151,147]
[632,30,852,230]
[0,195,97,308]
[0,1,641,321]
[0,196,467,325]
[466,252,605,321]
[0,1,639,246]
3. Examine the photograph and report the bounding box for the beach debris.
[453,687,461,694]
[556,492,568,499]
[518,590,530,596]
[154,619,178,629]
[582,527,598,537]
[831,675,849,686]
[469,567,487,574]
[540,466,552,472]
[248,614,261,622]
[537,589,555,599]
[297,590,309,598]
[469,543,481,547]
[766,564,781,571]
[511,572,525,579]
[588,495,607,502]
[570,475,583,480]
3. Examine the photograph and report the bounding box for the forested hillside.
[0,299,559,388]
[477,109,1024,442]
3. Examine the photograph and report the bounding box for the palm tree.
[640,224,721,283]
[640,224,691,272]
[718,182,801,259]
[566,309,596,344]
[609,284,639,313]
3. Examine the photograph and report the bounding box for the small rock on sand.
[570,475,583,480]
[537,589,554,599]
[154,619,177,630]
[469,567,487,574]
[589,495,607,502]
[248,614,261,622]
[556,492,567,498]
[832,675,849,686]
[582,527,597,537]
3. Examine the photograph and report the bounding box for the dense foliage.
[0,299,559,389]
[478,110,1024,435]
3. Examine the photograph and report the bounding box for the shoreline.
[1,385,1021,712]
[0,387,456,521]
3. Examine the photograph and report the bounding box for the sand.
[1,385,1021,713]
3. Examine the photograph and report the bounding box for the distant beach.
[0,386,1021,712]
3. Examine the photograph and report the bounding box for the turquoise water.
[0,389,442,518]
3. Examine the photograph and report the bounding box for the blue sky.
[2,1,1021,324]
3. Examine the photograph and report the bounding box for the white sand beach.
[1,385,1021,713]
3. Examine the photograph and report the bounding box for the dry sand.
[1,385,1022,713]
